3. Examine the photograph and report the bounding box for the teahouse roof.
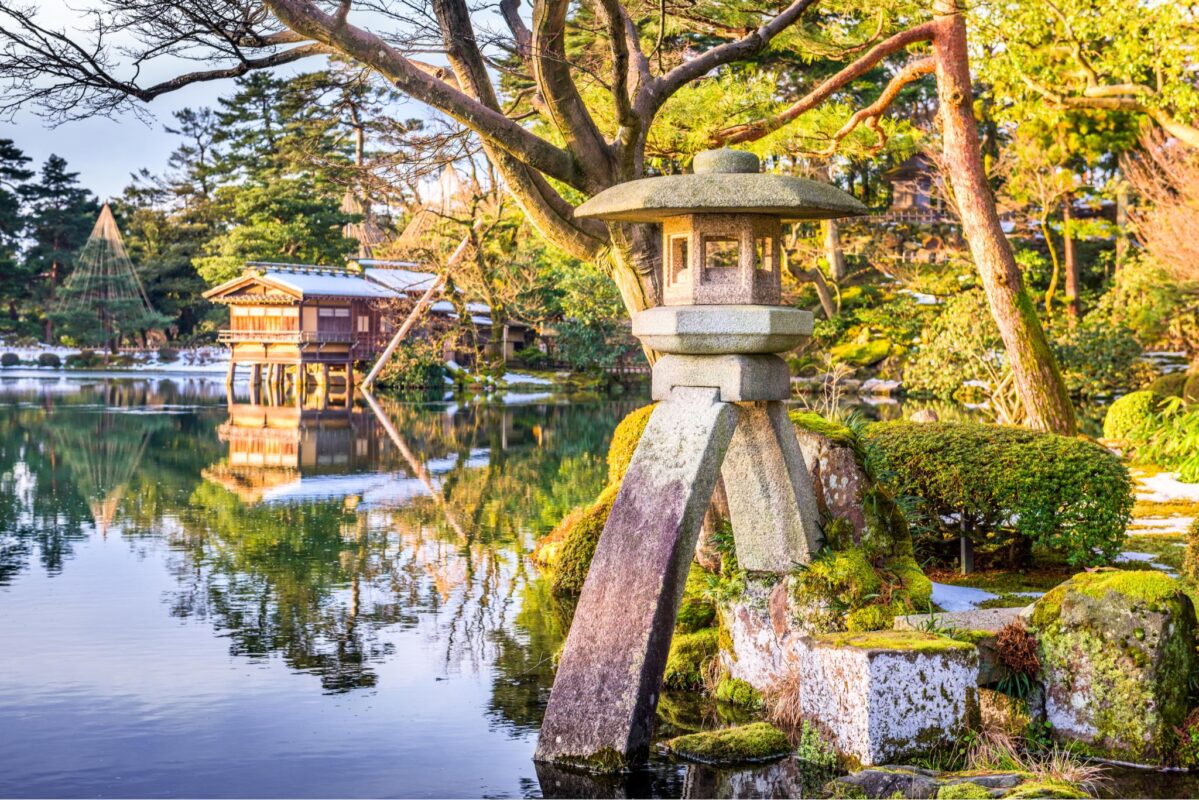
[363,265,440,294]
[574,148,868,223]
[203,263,400,303]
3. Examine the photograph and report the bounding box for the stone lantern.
[536,149,866,771]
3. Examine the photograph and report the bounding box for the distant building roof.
[262,268,397,299]
[204,263,400,301]
[364,266,439,294]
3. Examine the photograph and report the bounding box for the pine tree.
[21,155,98,342]
[0,139,32,328]
[50,203,169,351]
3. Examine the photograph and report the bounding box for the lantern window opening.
[702,235,739,274]
[756,236,775,272]
[668,234,691,286]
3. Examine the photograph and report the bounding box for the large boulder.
[1028,570,1197,764]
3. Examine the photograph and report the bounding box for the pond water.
[0,376,1174,798]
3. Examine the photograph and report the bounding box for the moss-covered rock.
[937,782,993,800]
[664,627,719,689]
[1148,372,1187,399]
[1103,390,1161,441]
[549,485,619,595]
[713,677,762,709]
[665,722,792,765]
[1029,569,1198,764]
[831,338,893,367]
[1001,781,1087,799]
[677,566,717,633]
[606,403,655,485]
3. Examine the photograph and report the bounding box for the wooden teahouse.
[203,262,397,400]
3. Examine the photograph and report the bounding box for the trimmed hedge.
[1103,390,1161,441]
[0,352,18,367]
[37,352,61,368]
[864,421,1132,567]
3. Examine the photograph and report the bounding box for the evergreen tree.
[50,204,169,351]
[21,155,98,342]
[0,139,32,328]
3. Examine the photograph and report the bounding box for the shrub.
[864,421,1132,567]
[1051,319,1146,398]
[1103,390,1161,441]
[1186,374,1199,404]
[1148,372,1187,398]
[1125,397,1199,482]
[0,352,19,367]
[903,290,999,398]
[65,350,102,369]
[156,346,180,363]
[994,621,1041,698]
[1184,519,1199,583]
[374,340,445,391]
[37,352,61,368]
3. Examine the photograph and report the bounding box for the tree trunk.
[823,218,848,281]
[1041,214,1060,321]
[932,0,1076,434]
[1115,179,1129,272]
[1062,193,1079,321]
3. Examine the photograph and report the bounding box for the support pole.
[536,387,739,768]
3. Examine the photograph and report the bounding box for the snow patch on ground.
[1136,471,1199,504]
[502,372,553,386]
[931,582,997,612]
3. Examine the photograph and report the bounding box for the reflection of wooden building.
[202,404,394,504]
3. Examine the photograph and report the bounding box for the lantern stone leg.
[722,399,823,572]
[535,386,740,769]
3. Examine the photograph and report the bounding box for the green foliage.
[865,421,1132,566]
[677,567,717,633]
[665,722,791,765]
[36,352,59,368]
[1123,397,1199,482]
[795,720,838,771]
[64,350,101,369]
[0,352,18,367]
[1093,254,1198,351]
[1051,318,1145,398]
[830,338,893,367]
[904,290,999,398]
[1103,390,1161,441]
[375,340,446,392]
[1184,519,1199,585]
[663,628,719,690]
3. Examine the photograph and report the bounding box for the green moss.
[1104,390,1161,441]
[892,559,934,609]
[713,677,763,709]
[816,630,976,654]
[666,722,791,765]
[790,410,855,445]
[801,548,881,607]
[1002,781,1087,799]
[937,783,993,799]
[664,628,719,690]
[1065,568,1182,608]
[550,484,619,595]
[846,604,895,632]
[831,338,893,367]
[677,566,717,633]
[606,404,655,485]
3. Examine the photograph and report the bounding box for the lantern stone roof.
[574,148,868,223]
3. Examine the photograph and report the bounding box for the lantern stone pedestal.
[534,149,865,770]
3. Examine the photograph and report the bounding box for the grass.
[976,593,1042,609]
[1111,533,1186,572]
[1131,499,1199,519]
[927,566,1072,594]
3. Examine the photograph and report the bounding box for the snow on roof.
[364,267,439,293]
[260,268,399,299]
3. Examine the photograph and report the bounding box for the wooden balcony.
[218,329,357,344]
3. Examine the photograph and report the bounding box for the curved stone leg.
[535,387,740,769]
[721,400,822,572]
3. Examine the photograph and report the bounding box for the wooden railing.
[218,329,357,344]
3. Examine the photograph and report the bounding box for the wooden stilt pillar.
[250,364,262,405]
[320,363,329,410]
[344,362,354,403]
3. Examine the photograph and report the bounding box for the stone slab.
[633,304,812,355]
[798,632,979,766]
[651,353,790,402]
[722,401,822,571]
[893,607,1027,633]
[536,387,740,769]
